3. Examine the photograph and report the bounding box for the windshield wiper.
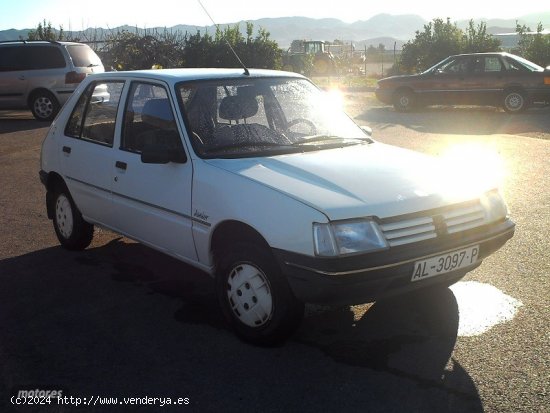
[204,140,294,153]
[292,135,368,146]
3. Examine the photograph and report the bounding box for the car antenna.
[198,0,250,76]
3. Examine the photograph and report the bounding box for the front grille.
[380,201,486,247]
[442,202,485,234]
[380,216,436,247]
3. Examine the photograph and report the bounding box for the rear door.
[466,55,506,105]
[60,80,125,225]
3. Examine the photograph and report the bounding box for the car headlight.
[313,219,388,257]
[481,190,508,224]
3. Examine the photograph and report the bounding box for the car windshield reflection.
[178,78,368,158]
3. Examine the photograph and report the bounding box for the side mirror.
[361,126,373,137]
[141,143,186,164]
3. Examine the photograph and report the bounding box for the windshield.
[177,77,370,158]
[422,56,453,74]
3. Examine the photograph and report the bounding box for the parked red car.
[375,52,550,112]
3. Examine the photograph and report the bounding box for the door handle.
[18,75,26,80]
[62,146,71,154]
[115,161,127,170]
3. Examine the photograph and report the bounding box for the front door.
[110,81,197,261]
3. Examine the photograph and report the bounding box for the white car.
[39,69,515,345]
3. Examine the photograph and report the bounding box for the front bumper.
[274,219,515,305]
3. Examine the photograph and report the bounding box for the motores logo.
[17,389,63,398]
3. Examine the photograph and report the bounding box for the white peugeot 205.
[40,68,515,345]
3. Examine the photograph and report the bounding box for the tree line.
[396,18,550,73]
[26,18,550,74]
[27,20,281,71]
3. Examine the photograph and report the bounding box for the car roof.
[0,40,87,47]
[449,52,512,58]
[88,68,305,83]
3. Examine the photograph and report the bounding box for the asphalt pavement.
[0,103,548,413]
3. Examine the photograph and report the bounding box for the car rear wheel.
[503,89,527,113]
[52,184,94,250]
[393,89,416,112]
[216,243,304,346]
[30,91,60,121]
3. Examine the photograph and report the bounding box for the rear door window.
[65,81,124,146]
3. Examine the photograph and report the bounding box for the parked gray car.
[0,40,106,120]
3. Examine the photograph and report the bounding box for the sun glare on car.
[435,141,506,201]
[324,88,344,111]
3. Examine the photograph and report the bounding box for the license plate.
[411,245,479,282]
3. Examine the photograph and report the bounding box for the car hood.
[205,143,489,220]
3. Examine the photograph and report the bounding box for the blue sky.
[0,0,546,30]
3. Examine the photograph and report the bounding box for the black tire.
[392,88,416,112]
[502,89,527,113]
[30,91,60,121]
[216,243,304,346]
[51,184,94,250]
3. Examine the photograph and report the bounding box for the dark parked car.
[375,52,550,113]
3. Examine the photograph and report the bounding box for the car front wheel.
[52,185,94,250]
[216,243,304,346]
[393,89,416,112]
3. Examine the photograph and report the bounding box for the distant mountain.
[355,37,406,51]
[456,12,550,32]
[0,14,425,48]
[1,12,549,48]
[350,14,427,39]
[0,28,29,41]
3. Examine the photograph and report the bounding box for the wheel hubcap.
[505,93,523,111]
[34,96,53,119]
[226,263,273,327]
[399,96,410,107]
[55,194,73,239]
